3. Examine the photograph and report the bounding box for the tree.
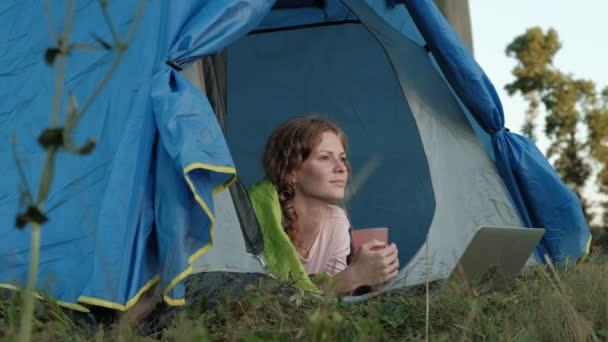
[505,27,560,142]
[586,87,608,224]
[505,27,608,224]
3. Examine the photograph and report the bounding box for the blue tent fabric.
[150,69,239,304]
[0,0,592,313]
[0,0,271,311]
[256,1,356,30]
[404,0,591,263]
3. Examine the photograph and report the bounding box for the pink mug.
[351,227,389,252]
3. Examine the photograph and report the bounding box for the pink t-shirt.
[298,205,351,276]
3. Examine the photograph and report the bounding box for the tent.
[0,0,590,312]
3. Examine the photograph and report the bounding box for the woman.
[262,116,399,294]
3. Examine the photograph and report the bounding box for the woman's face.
[292,131,348,203]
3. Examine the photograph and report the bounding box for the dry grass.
[1,252,607,341]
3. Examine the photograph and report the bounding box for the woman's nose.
[333,158,346,173]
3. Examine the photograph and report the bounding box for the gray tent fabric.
[344,0,522,288]
[182,63,265,275]
[178,0,527,299]
[191,190,264,274]
[224,4,523,290]
[226,23,436,267]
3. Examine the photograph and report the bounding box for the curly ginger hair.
[262,116,350,247]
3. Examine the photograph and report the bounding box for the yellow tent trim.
[0,283,90,312]
[576,234,593,266]
[159,162,236,306]
[188,238,214,265]
[77,274,160,311]
[161,241,214,306]
[162,265,193,306]
[183,163,236,196]
[0,163,236,313]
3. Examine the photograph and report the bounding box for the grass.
[1,251,607,341]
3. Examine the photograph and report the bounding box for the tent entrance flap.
[185,54,265,256]
[226,22,435,266]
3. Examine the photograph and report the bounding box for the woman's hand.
[350,240,399,287]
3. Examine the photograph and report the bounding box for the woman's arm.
[321,240,399,295]
[320,263,363,294]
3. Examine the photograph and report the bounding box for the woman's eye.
[320,155,330,161]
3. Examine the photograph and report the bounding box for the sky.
[469,1,608,221]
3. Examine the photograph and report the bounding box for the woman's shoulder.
[326,204,349,222]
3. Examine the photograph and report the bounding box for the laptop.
[449,226,545,289]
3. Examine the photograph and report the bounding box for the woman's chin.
[324,192,345,203]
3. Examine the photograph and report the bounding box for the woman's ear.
[290,170,297,184]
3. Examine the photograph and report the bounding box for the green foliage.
[505,27,560,96]
[586,87,608,224]
[505,27,561,143]
[506,27,608,223]
[3,253,607,341]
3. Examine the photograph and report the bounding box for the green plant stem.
[74,0,145,123]
[36,148,57,205]
[50,0,73,128]
[17,2,72,341]
[100,0,120,44]
[44,0,58,42]
[13,3,144,341]
[12,136,34,204]
[71,43,103,52]
[18,222,41,342]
